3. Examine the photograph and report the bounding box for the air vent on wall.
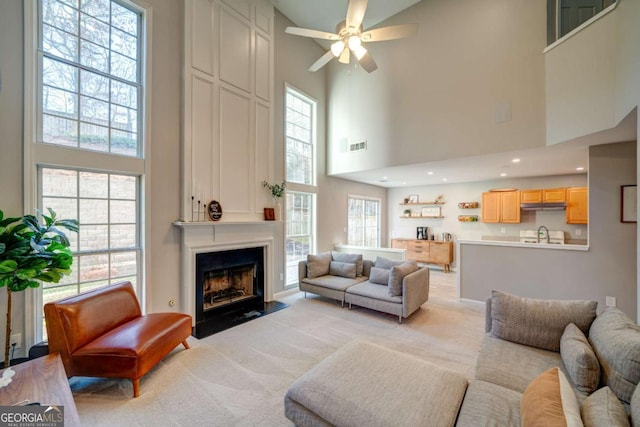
[349,141,367,152]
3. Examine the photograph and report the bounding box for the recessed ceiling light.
[427,171,434,175]
[576,167,584,171]
[402,181,407,185]
[442,178,447,182]
[500,173,507,177]
[512,158,521,163]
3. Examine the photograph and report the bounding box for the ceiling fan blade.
[358,51,377,73]
[338,48,350,64]
[361,24,418,42]
[308,50,335,72]
[346,0,368,32]
[285,27,340,41]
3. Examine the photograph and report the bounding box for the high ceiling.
[273,0,637,188]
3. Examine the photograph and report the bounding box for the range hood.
[520,202,567,211]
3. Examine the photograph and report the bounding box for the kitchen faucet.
[537,225,550,244]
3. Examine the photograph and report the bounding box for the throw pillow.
[306,252,331,278]
[588,307,640,404]
[560,323,600,394]
[581,386,630,427]
[373,256,404,270]
[329,261,356,279]
[388,261,419,297]
[331,252,364,276]
[521,367,583,427]
[631,383,640,427]
[490,290,597,351]
[369,267,390,285]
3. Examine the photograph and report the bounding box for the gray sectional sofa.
[285,290,640,426]
[298,252,430,323]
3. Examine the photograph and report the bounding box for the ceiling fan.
[285,0,418,73]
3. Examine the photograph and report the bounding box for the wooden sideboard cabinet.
[391,239,453,272]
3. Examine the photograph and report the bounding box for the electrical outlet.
[576,229,582,236]
[10,333,21,350]
[280,273,284,281]
[606,296,617,307]
[500,227,506,233]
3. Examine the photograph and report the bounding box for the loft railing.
[547,0,617,45]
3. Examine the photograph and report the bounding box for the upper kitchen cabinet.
[520,188,566,203]
[521,190,542,203]
[566,187,588,224]
[482,191,521,223]
[543,188,566,203]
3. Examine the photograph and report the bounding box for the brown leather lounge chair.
[44,281,192,397]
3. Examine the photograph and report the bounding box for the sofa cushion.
[589,307,640,404]
[301,275,367,292]
[369,266,390,285]
[631,384,640,427]
[331,251,363,276]
[521,367,583,427]
[307,252,331,278]
[329,261,356,279]
[561,323,600,394]
[346,282,402,304]
[388,261,419,297]
[490,290,597,352]
[475,334,564,394]
[373,256,404,270]
[456,380,522,427]
[581,386,630,427]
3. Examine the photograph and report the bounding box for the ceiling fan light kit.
[285,0,418,73]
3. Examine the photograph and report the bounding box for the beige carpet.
[70,276,485,426]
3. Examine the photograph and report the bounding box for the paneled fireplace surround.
[175,221,280,337]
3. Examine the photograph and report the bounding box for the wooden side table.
[0,353,80,426]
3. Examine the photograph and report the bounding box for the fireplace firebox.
[195,246,265,338]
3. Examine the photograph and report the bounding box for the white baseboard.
[274,287,299,299]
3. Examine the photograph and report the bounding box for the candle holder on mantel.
[191,196,206,222]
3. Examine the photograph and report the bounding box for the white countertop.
[457,239,589,251]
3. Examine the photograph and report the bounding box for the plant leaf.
[0,260,18,274]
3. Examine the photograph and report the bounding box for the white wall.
[459,142,637,319]
[274,11,387,263]
[388,174,588,270]
[0,0,26,357]
[327,0,547,176]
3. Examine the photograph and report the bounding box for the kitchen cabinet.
[543,188,566,203]
[520,188,566,203]
[566,187,588,224]
[521,190,542,203]
[391,239,453,272]
[482,191,520,223]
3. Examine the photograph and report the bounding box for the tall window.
[27,0,146,340]
[348,196,380,247]
[285,85,316,287]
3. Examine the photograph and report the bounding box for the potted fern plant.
[0,208,78,367]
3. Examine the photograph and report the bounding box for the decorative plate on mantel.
[207,200,223,221]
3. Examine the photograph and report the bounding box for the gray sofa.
[298,252,430,323]
[285,290,640,426]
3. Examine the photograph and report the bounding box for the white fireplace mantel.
[174,220,282,324]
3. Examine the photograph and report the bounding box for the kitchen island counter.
[457,239,589,251]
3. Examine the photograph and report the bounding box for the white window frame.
[284,84,317,287]
[23,0,152,348]
[347,194,381,248]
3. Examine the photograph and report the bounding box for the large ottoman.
[284,340,469,427]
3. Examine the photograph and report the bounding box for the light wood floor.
[427,267,458,301]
